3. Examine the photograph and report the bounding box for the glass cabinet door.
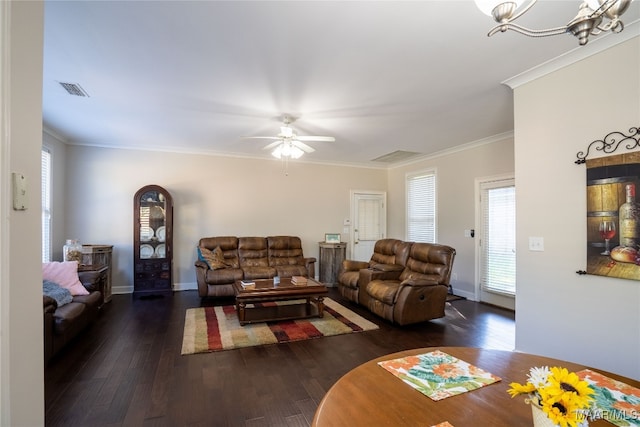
[134,185,173,296]
[138,189,167,259]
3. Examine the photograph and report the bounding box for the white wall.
[0,1,45,425]
[387,137,515,300]
[514,37,640,380]
[63,145,387,293]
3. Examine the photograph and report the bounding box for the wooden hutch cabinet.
[133,185,173,297]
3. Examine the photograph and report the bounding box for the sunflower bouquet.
[507,366,595,427]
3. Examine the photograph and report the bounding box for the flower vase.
[531,404,589,427]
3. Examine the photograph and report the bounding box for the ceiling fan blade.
[293,140,315,153]
[263,140,284,150]
[296,135,335,142]
[243,136,281,140]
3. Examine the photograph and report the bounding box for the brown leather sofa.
[338,240,455,325]
[44,270,104,364]
[195,236,316,298]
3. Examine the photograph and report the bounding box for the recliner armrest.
[304,257,316,278]
[43,295,57,312]
[342,260,369,272]
[372,263,404,273]
[400,278,441,287]
[194,260,209,270]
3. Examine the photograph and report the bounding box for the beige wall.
[63,145,387,292]
[514,37,640,379]
[1,1,45,425]
[387,137,515,299]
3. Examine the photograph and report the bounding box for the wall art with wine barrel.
[586,152,640,281]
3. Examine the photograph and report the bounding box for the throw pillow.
[198,246,228,270]
[43,280,73,307]
[42,261,89,296]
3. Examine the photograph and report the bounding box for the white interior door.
[351,191,386,261]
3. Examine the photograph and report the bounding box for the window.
[480,180,516,296]
[406,170,436,243]
[42,147,51,262]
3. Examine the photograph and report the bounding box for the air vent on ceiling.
[58,82,90,97]
[371,150,421,163]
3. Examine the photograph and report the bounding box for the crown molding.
[503,19,639,89]
[389,131,514,169]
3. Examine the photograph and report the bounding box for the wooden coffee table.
[233,277,328,325]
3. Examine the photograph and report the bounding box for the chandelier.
[474,0,634,45]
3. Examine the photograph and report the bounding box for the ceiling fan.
[245,115,335,159]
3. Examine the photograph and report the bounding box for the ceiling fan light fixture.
[271,142,304,159]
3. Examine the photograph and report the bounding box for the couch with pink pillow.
[43,261,103,363]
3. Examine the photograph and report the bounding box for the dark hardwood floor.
[44,288,515,426]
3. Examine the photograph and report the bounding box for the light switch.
[529,236,544,251]
[12,172,28,211]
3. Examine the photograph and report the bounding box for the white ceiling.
[42,1,640,167]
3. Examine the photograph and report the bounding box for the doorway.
[476,176,516,310]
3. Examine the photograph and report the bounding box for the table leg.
[316,296,325,318]
[237,301,246,325]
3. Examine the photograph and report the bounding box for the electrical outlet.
[529,236,544,251]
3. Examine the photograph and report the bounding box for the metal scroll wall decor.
[576,126,640,281]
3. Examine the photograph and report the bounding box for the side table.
[318,242,346,286]
[78,264,109,307]
[81,244,113,302]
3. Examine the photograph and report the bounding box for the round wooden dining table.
[312,346,640,427]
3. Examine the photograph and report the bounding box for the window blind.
[358,198,382,241]
[407,171,436,243]
[480,183,516,296]
[42,148,51,262]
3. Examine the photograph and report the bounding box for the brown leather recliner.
[337,238,406,304]
[364,242,456,325]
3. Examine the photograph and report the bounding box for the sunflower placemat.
[577,369,640,426]
[377,350,501,401]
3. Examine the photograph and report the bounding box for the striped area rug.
[181,298,378,355]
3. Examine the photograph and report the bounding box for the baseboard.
[112,282,197,295]
[449,288,476,301]
[173,282,197,291]
[112,285,133,295]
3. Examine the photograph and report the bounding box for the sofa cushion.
[367,280,401,305]
[42,261,89,296]
[205,267,243,284]
[267,236,305,266]
[238,237,271,266]
[274,265,308,278]
[198,246,229,270]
